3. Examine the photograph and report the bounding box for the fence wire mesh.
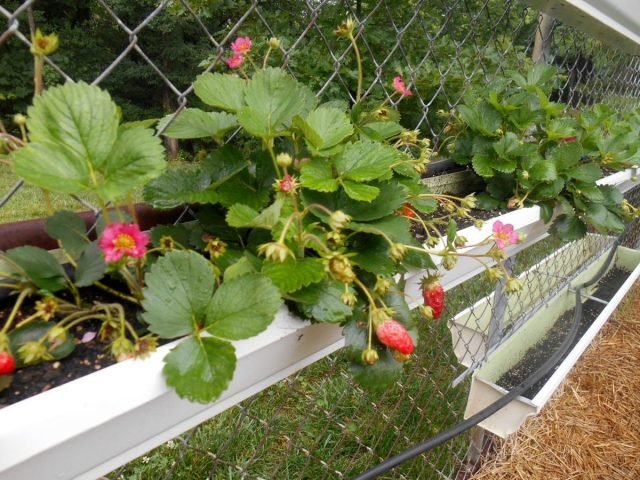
[2,1,640,479]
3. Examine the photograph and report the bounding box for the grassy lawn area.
[0,164,150,224]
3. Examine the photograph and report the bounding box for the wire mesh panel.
[2,1,640,479]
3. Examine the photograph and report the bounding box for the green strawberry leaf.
[342,180,380,202]
[206,273,282,340]
[226,200,282,229]
[585,203,625,234]
[12,82,165,202]
[4,246,67,292]
[193,72,246,112]
[237,67,316,138]
[334,139,400,182]
[349,347,403,391]
[300,159,339,192]
[566,163,603,182]
[550,214,587,240]
[262,257,325,293]
[290,280,352,323]
[142,251,216,338]
[160,109,238,141]
[224,256,258,281]
[74,243,105,287]
[45,210,89,259]
[549,142,583,171]
[297,107,354,151]
[143,168,218,209]
[529,158,557,183]
[163,336,236,403]
[471,152,495,177]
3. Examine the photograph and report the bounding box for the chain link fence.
[2,1,640,479]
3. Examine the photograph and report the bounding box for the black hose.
[352,236,624,480]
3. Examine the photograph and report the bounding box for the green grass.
[0,164,163,224]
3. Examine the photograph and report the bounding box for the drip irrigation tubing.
[352,231,628,480]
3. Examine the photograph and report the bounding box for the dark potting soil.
[496,266,631,398]
[0,286,151,408]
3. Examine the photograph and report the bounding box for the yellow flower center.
[114,233,136,250]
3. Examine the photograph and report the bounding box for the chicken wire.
[1,1,640,479]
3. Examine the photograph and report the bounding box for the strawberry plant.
[444,64,640,241]
[0,20,520,403]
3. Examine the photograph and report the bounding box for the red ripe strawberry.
[0,352,16,375]
[421,275,445,319]
[398,203,416,218]
[375,319,415,355]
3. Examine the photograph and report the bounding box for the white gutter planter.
[463,245,640,438]
[0,169,636,479]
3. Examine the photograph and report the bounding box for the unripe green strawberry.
[375,319,414,355]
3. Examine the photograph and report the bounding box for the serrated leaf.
[360,121,405,141]
[411,197,438,214]
[144,168,218,209]
[27,81,118,166]
[12,83,165,202]
[45,210,89,258]
[585,203,625,234]
[472,152,495,177]
[291,280,352,323]
[262,257,325,293]
[529,178,565,201]
[550,214,587,240]
[350,215,413,244]
[224,256,257,281]
[334,139,400,182]
[567,163,602,182]
[546,118,576,141]
[163,336,236,403]
[237,67,316,138]
[352,234,398,275]
[350,348,403,391]
[4,246,67,292]
[193,73,246,112]
[142,251,215,338]
[493,133,520,159]
[529,159,557,182]
[203,146,248,186]
[74,243,105,287]
[599,185,624,207]
[300,159,339,192]
[226,200,282,229]
[475,192,502,210]
[216,173,271,210]
[160,109,238,140]
[458,102,502,135]
[342,180,380,202]
[539,202,554,223]
[549,142,583,171]
[299,107,353,150]
[341,182,407,221]
[206,273,282,339]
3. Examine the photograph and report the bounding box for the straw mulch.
[472,281,640,480]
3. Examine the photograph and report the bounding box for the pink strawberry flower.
[225,55,244,69]
[492,220,519,250]
[230,36,252,56]
[375,319,415,355]
[392,76,412,96]
[98,223,150,263]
